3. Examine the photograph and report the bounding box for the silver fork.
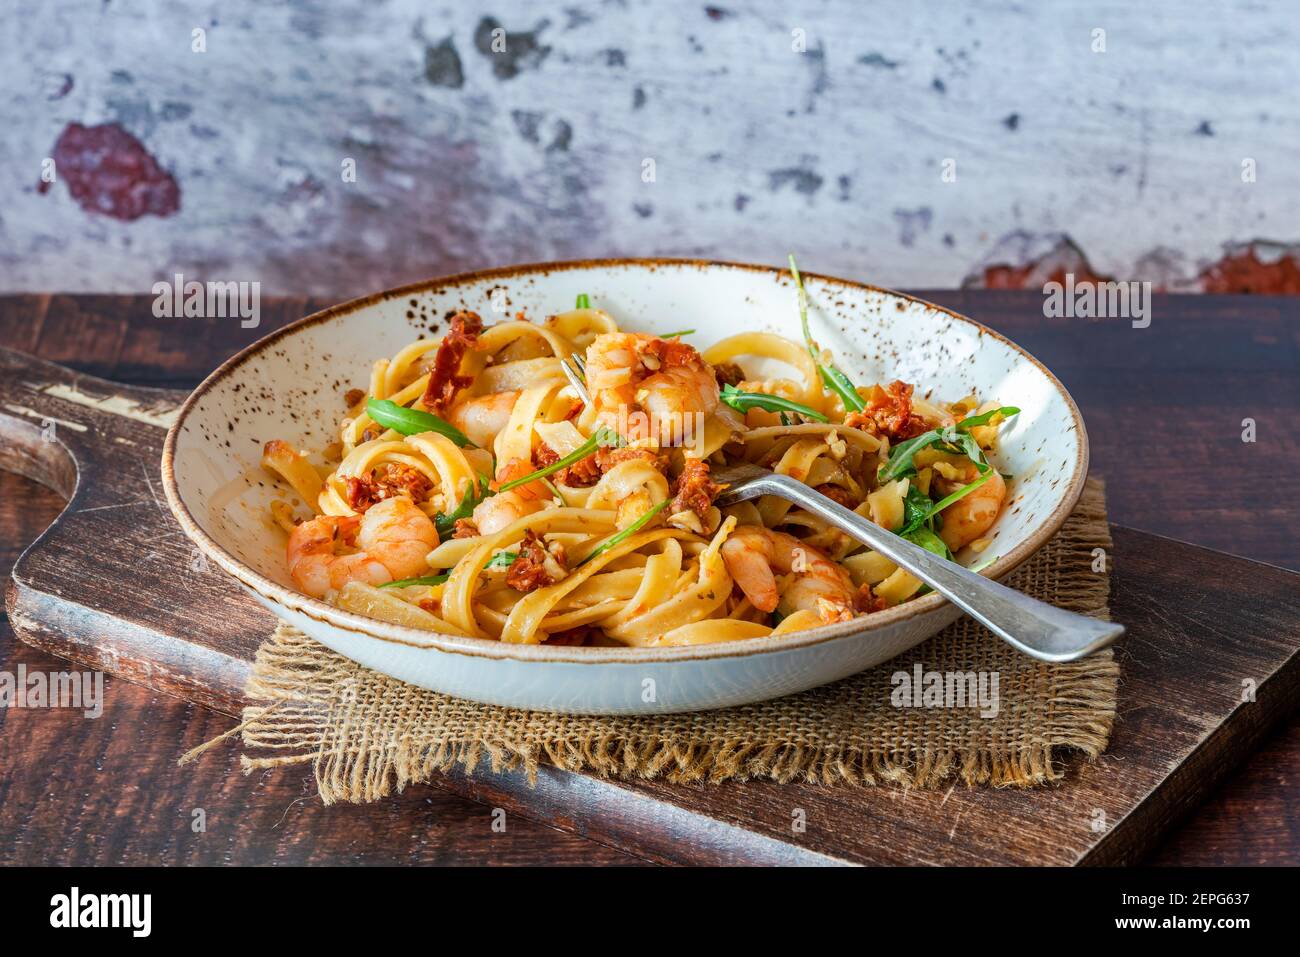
[560,353,591,404]
[712,462,1122,662]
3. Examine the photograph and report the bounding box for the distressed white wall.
[2,0,1297,296]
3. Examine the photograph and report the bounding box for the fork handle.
[755,474,1122,661]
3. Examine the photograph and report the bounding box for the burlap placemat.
[185,478,1118,802]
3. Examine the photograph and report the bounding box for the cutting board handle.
[0,345,182,499]
[1,345,262,714]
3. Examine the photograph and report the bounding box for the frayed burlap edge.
[181,479,1118,802]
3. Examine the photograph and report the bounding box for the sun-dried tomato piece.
[670,459,723,520]
[534,442,601,487]
[344,463,433,512]
[506,530,566,593]
[421,311,484,412]
[855,586,888,614]
[844,380,928,440]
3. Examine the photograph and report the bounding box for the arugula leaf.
[580,499,669,566]
[789,253,866,413]
[951,431,990,474]
[876,428,945,483]
[956,405,1020,432]
[366,398,474,448]
[899,469,993,536]
[877,407,1021,483]
[380,573,450,589]
[818,364,866,413]
[719,384,829,422]
[496,427,624,492]
[434,476,491,540]
[900,484,934,534]
[485,550,518,569]
[901,524,952,561]
[927,469,992,518]
[575,293,591,309]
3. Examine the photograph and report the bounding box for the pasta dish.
[261,261,1017,647]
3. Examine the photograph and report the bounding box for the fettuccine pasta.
[261,274,1018,648]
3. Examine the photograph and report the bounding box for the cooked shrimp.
[446,390,519,449]
[934,463,1007,551]
[584,333,719,445]
[721,526,858,624]
[471,457,550,535]
[287,496,438,598]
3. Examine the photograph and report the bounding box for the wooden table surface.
[0,289,1295,866]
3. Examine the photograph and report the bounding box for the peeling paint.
[39,384,179,429]
[1200,241,1300,294]
[4,1,1298,295]
[965,231,1112,290]
[473,16,551,80]
[39,122,180,221]
[768,165,823,197]
[423,35,465,88]
[894,207,933,248]
[3,404,89,432]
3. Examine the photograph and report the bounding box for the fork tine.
[559,356,591,405]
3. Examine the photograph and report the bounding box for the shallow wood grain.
[3,344,1297,865]
[1,291,1297,866]
[441,526,1300,866]
[0,472,640,867]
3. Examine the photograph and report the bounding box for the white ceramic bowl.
[162,259,1087,714]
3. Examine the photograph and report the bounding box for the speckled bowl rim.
[161,258,1089,664]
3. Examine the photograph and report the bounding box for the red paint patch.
[966,232,1114,291]
[1199,245,1300,295]
[980,262,1113,289]
[40,122,180,221]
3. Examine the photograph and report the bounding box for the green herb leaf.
[819,364,867,413]
[899,469,994,536]
[580,499,670,566]
[789,253,866,413]
[956,406,1020,432]
[485,550,518,569]
[900,484,934,534]
[434,476,491,540]
[791,253,817,364]
[575,293,591,310]
[901,524,952,561]
[658,328,694,338]
[876,407,1021,484]
[379,573,450,589]
[719,384,829,422]
[366,398,474,448]
[876,428,945,483]
[496,427,623,492]
[928,469,993,519]
[950,431,990,474]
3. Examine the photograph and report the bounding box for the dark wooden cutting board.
[4,344,1299,866]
